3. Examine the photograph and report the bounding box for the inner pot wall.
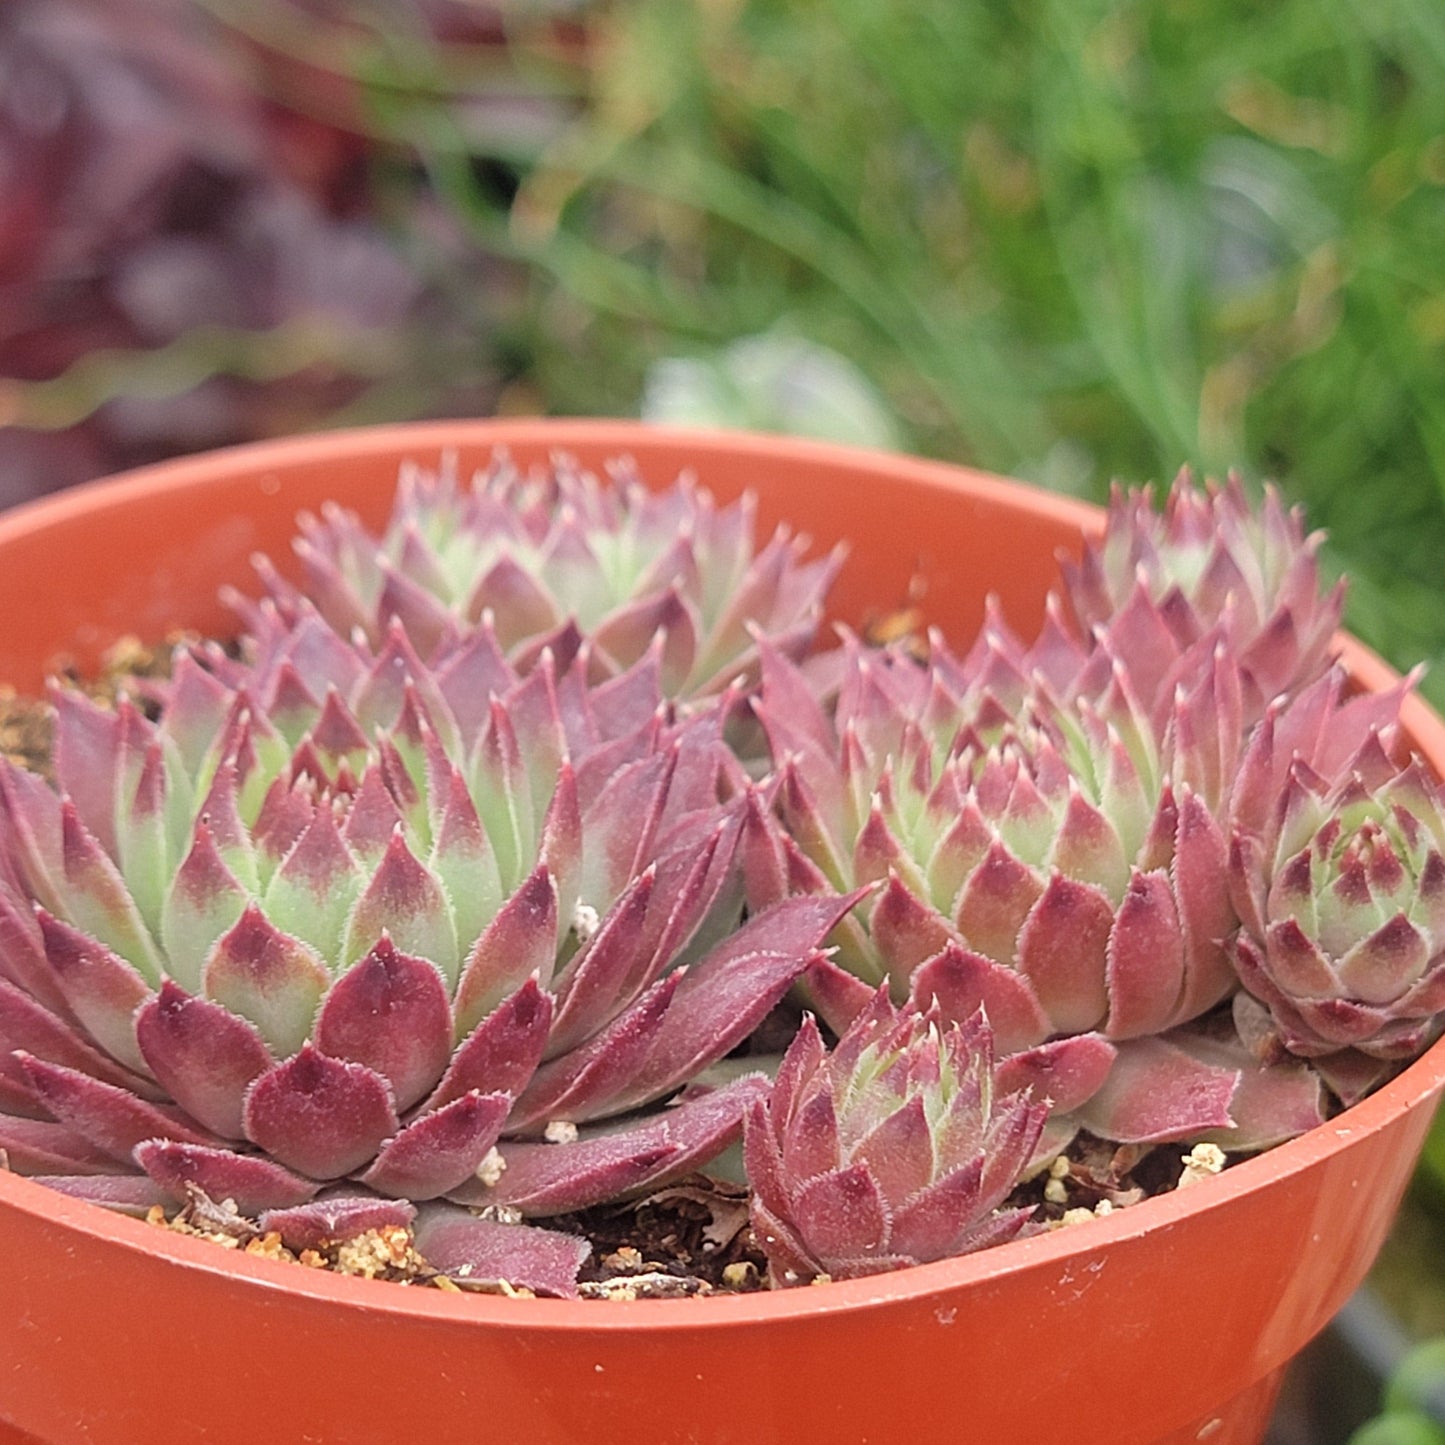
[0,421,1441,1445]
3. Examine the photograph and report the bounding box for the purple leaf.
[452,865,558,1037]
[51,689,121,855]
[887,1158,987,1263]
[912,942,1053,1054]
[315,939,452,1112]
[470,1075,768,1216]
[260,1194,418,1252]
[1104,870,1187,1039]
[30,1173,168,1216]
[243,1046,398,1180]
[510,974,681,1130]
[35,908,151,1077]
[136,1140,320,1214]
[1075,1035,1239,1143]
[995,1034,1117,1116]
[360,1090,511,1199]
[545,866,657,1055]
[1014,874,1113,1036]
[18,1053,216,1163]
[851,1093,934,1203]
[411,1204,589,1298]
[0,974,157,1097]
[0,1115,127,1175]
[135,981,272,1138]
[585,937,818,1118]
[424,977,553,1114]
[792,1163,891,1264]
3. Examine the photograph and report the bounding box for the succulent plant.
[249,451,843,698]
[751,630,1240,1079]
[1059,470,1344,722]
[1230,741,1445,1070]
[0,616,858,1293]
[4,450,1442,1300]
[743,991,1045,1285]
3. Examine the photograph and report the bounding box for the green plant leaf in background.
[1348,1419,1445,1445]
[1348,1337,1445,1445]
[641,330,903,449]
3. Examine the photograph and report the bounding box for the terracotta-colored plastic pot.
[0,421,1442,1445]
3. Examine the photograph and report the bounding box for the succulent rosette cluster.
[1,455,1443,1295]
[0,605,856,1294]
[251,451,843,698]
[744,992,1044,1285]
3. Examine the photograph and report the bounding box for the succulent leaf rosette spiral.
[748,627,1252,1143]
[744,992,1044,1285]
[0,613,856,1294]
[1060,471,1343,722]
[1230,735,1445,1086]
[250,451,843,698]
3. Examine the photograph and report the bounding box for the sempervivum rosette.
[1059,470,1343,722]
[0,617,857,1295]
[1230,725,1445,1090]
[249,450,843,698]
[747,630,1251,1143]
[743,991,1045,1286]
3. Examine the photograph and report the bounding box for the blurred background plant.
[1343,1336,1445,1445]
[0,0,579,504]
[2,7,1445,1428]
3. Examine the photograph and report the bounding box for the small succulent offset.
[1,454,1444,1298]
[1059,470,1343,722]
[744,992,1044,1285]
[251,451,843,698]
[1229,690,1445,1095]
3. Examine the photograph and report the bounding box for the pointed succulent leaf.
[18,1054,215,1164]
[411,1204,589,1298]
[134,982,271,1139]
[0,1114,126,1176]
[1074,1035,1239,1144]
[359,1090,511,1200]
[262,807,361,963]
[159,823,250,991]
[261,1194,418,1252]
[203,906,330,1059]
[242,1045,399,1180]
[34,909,152,1077]
[0,975,155,1097]
[471,1075,768,1216]
[341,829,458,980]
[135,1140,320,1214]
[314,939,453,1112]
[425,978,553,1115]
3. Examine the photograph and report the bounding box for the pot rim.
[2,417,1442,1333]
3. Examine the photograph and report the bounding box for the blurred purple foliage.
[0,0,544,507]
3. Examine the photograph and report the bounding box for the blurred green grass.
[416,0,1445,707]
